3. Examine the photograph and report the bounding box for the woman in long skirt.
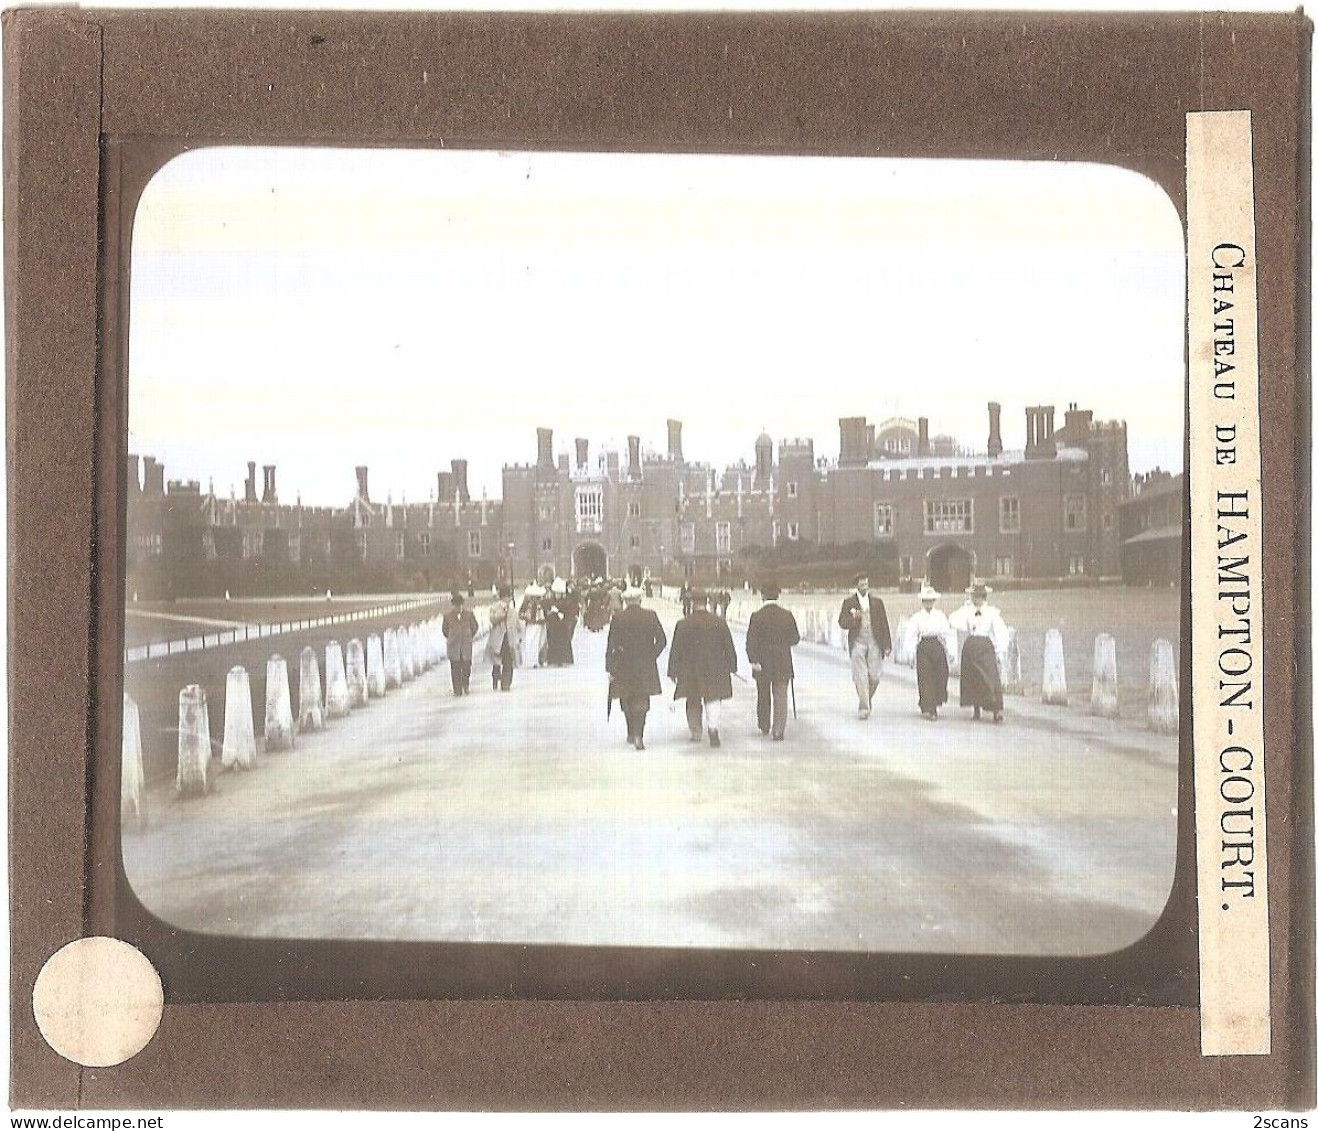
[903,583,955,720]
[949,582,1008,722]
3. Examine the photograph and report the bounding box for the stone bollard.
[122,693,146,826]
[176,684,212,797]
[434,617,448,662]
[1042,629,1068,706]
[1148,638,1179,734]
[299,645,324,731]
[400,625,416,683]
[221,665,257,771]
[367,634,387,698]
[264,655,295,751]
[1091,633,1119,718]
[999,626,1023,695]
[410,625,426,673]
[325,641,351,719]
[346,638,368,708]
[384,628,402,689]
[891,616,907,665]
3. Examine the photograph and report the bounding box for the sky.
[128,146,1186,505]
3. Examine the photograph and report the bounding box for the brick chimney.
[244,461,258,503]
[142,457,164,496]
[667,419,683,462]
[987,402,1003,457]
[838,416,869,466]
[536,427,554,471]
[627,435,641,478]
[436,470,454,502]
[262,464,277,504]
[451,459,470,504]
[575,438,589,470]
[355,465,370,502]
[917,417,930,458]
[126,454,141,494]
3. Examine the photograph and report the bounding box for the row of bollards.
[123,618,451,814]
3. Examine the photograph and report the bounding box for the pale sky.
[129,147,1185,504]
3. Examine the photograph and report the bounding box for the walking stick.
[790,676,797,720]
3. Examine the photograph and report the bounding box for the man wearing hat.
[441,592,478,696]
[902,583,956,720]
[485,582,522,691]
[837,572,893,719]
[949,582,1009,722]
[667,588,738,747]
[744,581,801,740]
[605,586,668,750]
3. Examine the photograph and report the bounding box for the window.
[715,521,731,554]
[467,530,482,557]
[135,532,162,559]
[924,499,973,534]
[396,532,406,559]
[287,533,300,563]
[680,523,696,554]
[202,530,217,562]
[1103,512,1114,531]
[630,534,641,550]
[873,502,894,538]
[354,532,367,560]
[682,561,695,579]
[899,555,914,578]
[787,521,800,541]
[994,554,1013,577]
[541,536,553,552]
[1068,554,1085,575]
[242,529,264,560]
[627,501,640,518]
[575,486,603,533]
[1101,468,1113,486]
[420,532,430,558]
[999,496,1021,534]
[1064,494,1088,532]
[786,481,799,499]
[537,504,552,521]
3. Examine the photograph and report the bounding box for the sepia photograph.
[119,146,1186,962]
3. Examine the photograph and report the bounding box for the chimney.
[866,423,876,458]
[262,464,277,504]
[245,461,258,503]
[355,465,370,502]
[606,450,620,479]
[126,454,141,494]
[451,459,470,504]
[558,453,569,473]
[142,456,164,496]
[627,435,641,478]
[987,402,1003,457]
[536,427,554,471]
[839,416,868,466]
[436,470,454,502]
[1042,405,1056,449]
[917,417,930,458]
[667,419,684,462]
[575,438,589,470]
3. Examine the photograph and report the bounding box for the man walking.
[838,572,892,719]
[441,592,478,695]
[667,588,738,747]
[485,583,521,691]
[745,581,800,740]
[605,586,668,750]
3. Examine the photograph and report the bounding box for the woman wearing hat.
[519,583,548,668]
[949,582,1009,722]
[902,583,955,720]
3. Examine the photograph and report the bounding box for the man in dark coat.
[745,582,800,740]
[605,587,668,750]
[838,572,893,719]
[667,589,738,747]
[441,593,478,695]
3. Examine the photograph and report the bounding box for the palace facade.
[127,399,1140,598]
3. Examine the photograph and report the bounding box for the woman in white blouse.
[902,583,955,720]
[948,582,1009,722]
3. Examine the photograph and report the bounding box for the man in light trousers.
[837,572,893,719]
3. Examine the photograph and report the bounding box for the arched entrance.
[573,541,608,580]
[927,544,975,593]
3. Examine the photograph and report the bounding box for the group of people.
[439,569,1012,746]
[679,582,732,618]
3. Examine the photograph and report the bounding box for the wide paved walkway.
[123,598,1178,955]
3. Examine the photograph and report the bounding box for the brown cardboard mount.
[5,7,1313,1111]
